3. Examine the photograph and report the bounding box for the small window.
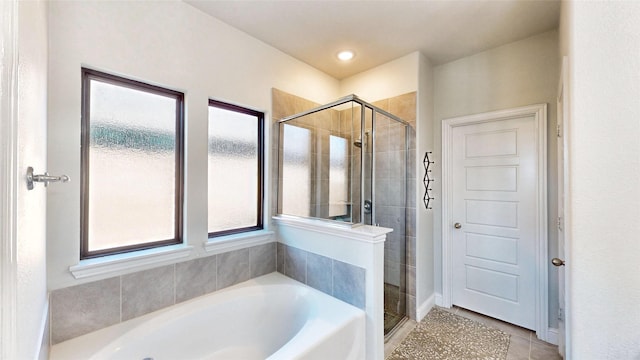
[208,100,264,237]
[81,68,184,259]
[280,124,312,217]
[329,135,349,217]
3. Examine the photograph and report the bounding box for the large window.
[81,68,184,259]
[208,100,264,237]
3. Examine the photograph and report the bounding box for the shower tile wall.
[49,242,276,345]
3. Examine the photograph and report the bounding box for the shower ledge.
[272,215,392,244]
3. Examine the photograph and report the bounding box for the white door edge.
[0,0,20,358]
[557,55,572,358]
[441,103,549,341]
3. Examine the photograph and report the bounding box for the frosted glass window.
[281,124,311,217]
[329,135,349,217]
[81,68,184,259]
[208,100,264,236]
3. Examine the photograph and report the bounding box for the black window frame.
[207,99,264,238]
[80,68,185,259]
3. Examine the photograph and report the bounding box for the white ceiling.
[185,0,560,80]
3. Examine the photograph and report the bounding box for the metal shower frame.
[277,94,410,226]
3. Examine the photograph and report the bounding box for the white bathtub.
[50,272,365,360]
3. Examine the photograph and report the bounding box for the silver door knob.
[551,258,565,267]
[454,222,462,229]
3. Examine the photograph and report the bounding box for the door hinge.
[558,308,564,322]
[557,124,562,138]
[557,216,563,231]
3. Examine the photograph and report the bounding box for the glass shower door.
[372,111,408,335]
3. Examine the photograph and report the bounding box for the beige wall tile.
[50,277,120,344]
[122,265,175,321]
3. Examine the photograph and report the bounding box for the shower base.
[384,283,407,336]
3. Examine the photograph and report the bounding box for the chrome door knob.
[551,258,565,267]
[454,222,462,229]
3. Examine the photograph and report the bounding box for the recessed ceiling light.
[337,50,355,61]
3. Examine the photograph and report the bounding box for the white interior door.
[450,113,540,330]
[1,1,50,358]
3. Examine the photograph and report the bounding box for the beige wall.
[416,53,435,317]
[565,2,640,358]
[433,30,560,327]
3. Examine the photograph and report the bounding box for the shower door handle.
[364,200,372,215]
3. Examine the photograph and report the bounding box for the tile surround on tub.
[276,242,285,273]
[277,243,366,310]
[50,277,120,344]
[284,245,307,283]
[50,242,276,345]
[122,264,174,321]
[333,259,366,309]
[175,255,217,303]
[217,248,251,290]
[306,252,333,295]
[250,242,276,278]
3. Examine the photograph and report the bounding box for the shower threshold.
[384,313,408,342]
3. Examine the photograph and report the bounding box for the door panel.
[466,166,518,192]
[464,129,518,158]
[465,233,518,264]
[465,200,518,227]
[465,265,519,301]
[452,115,538,330]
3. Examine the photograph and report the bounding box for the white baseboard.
[545,327,559,345]
[417,294,436,321]
[435,293,443,307]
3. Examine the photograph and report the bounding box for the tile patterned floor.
[384,306,562,360]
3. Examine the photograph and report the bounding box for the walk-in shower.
[276,94,410,335]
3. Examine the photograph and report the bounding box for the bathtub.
[50,272,365,360]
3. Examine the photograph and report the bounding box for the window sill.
[69,244,194,279]
[204,230,274,254]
